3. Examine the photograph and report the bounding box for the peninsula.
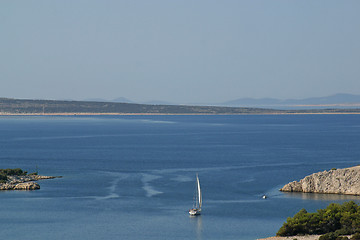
[0,168,58,190]
[280,166,360,195]
[1,97,360,115]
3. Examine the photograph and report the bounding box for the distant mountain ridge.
[83,97,173,105]
[86,93,360,108]
[84,97,134,103]
[222,93,360,107]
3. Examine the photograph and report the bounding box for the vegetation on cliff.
[277,201,360,238]
[0,168,38,183]
[0,168,56,190]
[0,168,27,183]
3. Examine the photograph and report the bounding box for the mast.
[196,174,202,210]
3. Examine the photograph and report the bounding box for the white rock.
[280,166,360,195]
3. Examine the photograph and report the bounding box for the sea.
[1,114,360,240]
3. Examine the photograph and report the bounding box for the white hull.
[189,208,201,216]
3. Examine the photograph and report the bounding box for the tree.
[277,202,360,237]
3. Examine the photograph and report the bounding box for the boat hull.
[189,208,201,216]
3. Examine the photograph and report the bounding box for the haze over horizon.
[1,1,360,104]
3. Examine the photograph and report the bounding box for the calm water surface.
[1,115,360,240]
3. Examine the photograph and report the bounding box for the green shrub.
[0,173,7,182]
[277,201,360,237]
[335,228,352,236]
[351,233,360,240]
[0,168,25,176]
[337,237,349,240]
[319,232,339,240]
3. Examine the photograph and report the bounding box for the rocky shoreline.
[280,166,360,195]
[257,235,322,240]
[258,234,354,240]
[0,175,59,190]
[258,166,360,240]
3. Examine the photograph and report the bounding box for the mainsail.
[196,174,202,210]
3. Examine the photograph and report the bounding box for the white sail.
[197,174,202,209]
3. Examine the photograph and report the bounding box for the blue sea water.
[1,114,360,240]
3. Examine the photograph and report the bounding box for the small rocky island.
[0,168,58,190]
[280,165,360,195]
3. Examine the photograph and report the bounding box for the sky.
[1,1,360,104]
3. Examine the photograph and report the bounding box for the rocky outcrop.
[280,166,360,195]
[0,175,58,191]
[14,182,40,190]
[0,181,40,190]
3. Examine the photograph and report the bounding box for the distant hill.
[83,98,109,102]
[223,93,360,108]
[112,97,134,103]
[84,97,134,103]
[0,97,359,115]
[143,100,175,105]
[83,97,172,105]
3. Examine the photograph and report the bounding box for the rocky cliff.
[0,175,58,190]
[280,166,360,195]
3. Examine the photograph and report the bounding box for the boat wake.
[91,171,131,200]
[141,173,163,197]
[206,199,263,204]
[171,175,192,182]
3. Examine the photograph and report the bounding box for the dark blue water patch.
[0,114,360,240]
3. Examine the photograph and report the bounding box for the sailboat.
[189,174,202,216]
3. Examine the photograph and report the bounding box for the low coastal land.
[0,168,59,190]
[1,97,360,115]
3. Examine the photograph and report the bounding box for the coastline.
[280,165,360,195]
[0,175,60,190]
[258,235,321,240]
[1,97,359,116]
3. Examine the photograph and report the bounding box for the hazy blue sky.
[1,1,360,104]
